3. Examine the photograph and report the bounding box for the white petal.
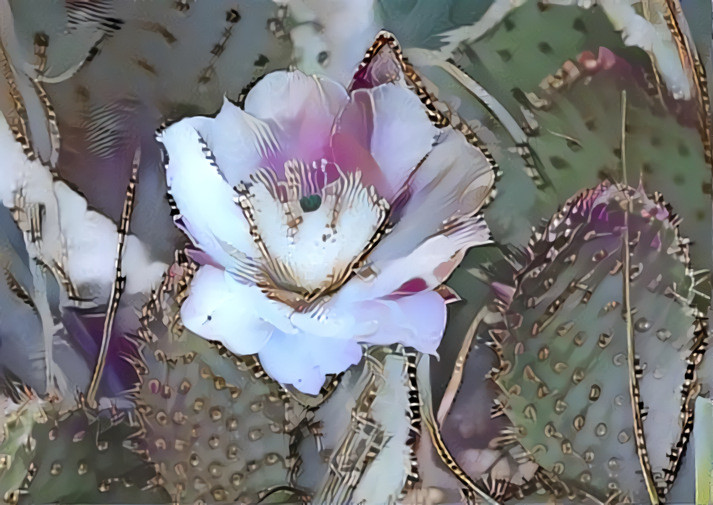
[333,83,437,199]
[180,266,273,355]
[187,98,279,187]
[372,127,494,263]
[354,291,448,354]
[159,120,258,268]
[244,70,348,165]
[258,330,362,394]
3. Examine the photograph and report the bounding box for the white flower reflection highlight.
[159,46,494,394]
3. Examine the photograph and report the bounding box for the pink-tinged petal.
[159,120,259,269]
[180,266,273,355]
[355,291,448,354]
[332,83,437,200]
[338,215,490,302]
[244,70,348,170]
[187,98,279,187]
[258,331,363,395]
[371,127,494,263]
[350,42,405,91]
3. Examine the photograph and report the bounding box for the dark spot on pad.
[496,49,512,62]
[549,156,570,170]
[300,194,322,212]
[503,17,515,31]
[317,51,329,65]
[538,42,552,54]
[673,174,685,185]
[573,18,587,33]
[677,142,689,157]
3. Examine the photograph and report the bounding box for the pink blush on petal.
[382,277,429,300]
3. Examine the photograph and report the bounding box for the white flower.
[158,38,494,394]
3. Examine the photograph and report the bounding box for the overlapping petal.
[332,82,437,200]
[160,120,258,268]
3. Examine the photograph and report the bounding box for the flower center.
[299,194,322,212]
[236,160,389,302]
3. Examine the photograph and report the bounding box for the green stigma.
[299,194,322,212]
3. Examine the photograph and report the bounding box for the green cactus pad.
[491,183,705,502]
[0,397,43,505]
[19,404,163,504]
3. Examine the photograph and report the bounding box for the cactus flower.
[158,41,494,393]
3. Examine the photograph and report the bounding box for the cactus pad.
[490,182,706,502]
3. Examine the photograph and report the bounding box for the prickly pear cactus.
[131,256,299,504]
[18,403,163,505]
[0,395,44,505]
[489,182,707,502]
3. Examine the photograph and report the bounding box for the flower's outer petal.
[338,215,490,302]
[355,290,448,354]
[350,43,405,91]
[258,330,363,395]
[333,82,437,200]
[159,120,258,268]
[373,127,495,263]
[180,266,274,355]
[187,98,279,187]
[244,70,348,169]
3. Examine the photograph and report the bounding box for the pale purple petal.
[372,127,494,263]
[338,216,490,302]
[244,70,348,170]
[258,331,363,394]
[187,98,279,187]
[332,82,437,200]
[159,120,259,268]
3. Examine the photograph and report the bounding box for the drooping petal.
[258,330,363,394]
[159,120,259,268]
[332,82,437,200]
[371,127,494,263]
[355,290,448,354]
[180,266,274,355]
[186,98,280,187]
[244,70,348,169]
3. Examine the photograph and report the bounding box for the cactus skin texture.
[0,395,163,505]
[18,404,164,505]
[489,182,707,503]
[131,257,299,505]
[0,396,44,505]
